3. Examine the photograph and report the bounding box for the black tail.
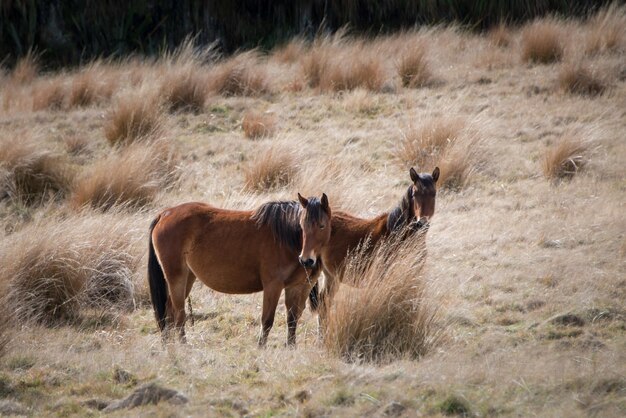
[308,282,319,312]
[148,216,167,331]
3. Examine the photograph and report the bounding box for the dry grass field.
[0,6,625,417]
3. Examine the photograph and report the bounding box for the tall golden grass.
[208,51,272,96]
[241,111,277,139]
[397,42,433,88]
[558,61,606,96]
[243,145,297,192]
[0,137,74,205]
[66,62,117,108]
[585,3,626,55]
[521,18,565,64]
[542,134,590,181]
[71,141,178,210]
[104,89,165,145]
[323,236,442,363]
[0,212,143,325]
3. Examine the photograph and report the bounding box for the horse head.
[408,166,439,231]
[297,193,331,269]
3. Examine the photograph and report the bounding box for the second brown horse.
[303,167,439,324]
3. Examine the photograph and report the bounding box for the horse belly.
[189,260,264,294]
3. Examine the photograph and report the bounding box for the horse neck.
[326,211,389,259]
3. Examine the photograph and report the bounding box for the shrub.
[104,89,165,145]
[241,111,277,139]
[319,43,386,92]
[0,137,74,205]
[542,134,590,181]
[243,146,297,192]
[71,141,178,210]
[0,212,142,325]
[397,43,432,88]
[521,18,564,64]
[323,237,441,363]
[558,62,606,96]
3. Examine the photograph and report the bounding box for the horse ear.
[409,167,419,183]
[321,193,330,213]
[432,167,440,183]
[297,193,308,208]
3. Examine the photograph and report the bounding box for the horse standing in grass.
[147,194,331,346]
[303,167,439,325]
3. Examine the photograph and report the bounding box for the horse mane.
[251,201,302,252]
[386,186,414,232]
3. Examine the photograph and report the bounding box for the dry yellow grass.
[71,141,178,210]
[0,211,143,325]
[31,77,67,111]
[242,145,297,192]
[241,110,277,139]
[585,3,626,55]
[10,51,39,85]
[0,9,624,416]
[104,89,165,145]
[0,136,74,205]
[323,237,441,363]
[208,51,272,96]
[558,61,606,96]
[521,18,565,64]
[542,134,590,180]
[397,42,433,88]
[66,62,117,108]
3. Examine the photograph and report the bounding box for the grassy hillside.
[0,6,625,416]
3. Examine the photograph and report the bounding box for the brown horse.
[147,194,331,346]
[305,167,439,323]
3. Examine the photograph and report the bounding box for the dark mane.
[301,197,324,225]
[386,186,414,232]
[251,201,302,252]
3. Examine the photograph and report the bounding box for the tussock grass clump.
[558,62,606,96]
[585,3,626,55]
[323,238,441,363]
[395,117,480,190]
[11,51,39,85]
[488,23,512,48]
[67,63,117,108]
[542,134,590,181]
[398,43,433,88]
[243,146,297,192]
[242,111,277,139]
[104,89,165,145]
[71,141,178,210]
[209,51,271,96]
[0,137,74,205]
[0,212,142,325]
[301,42,333,89]
[161,67,208,112]
[271,38,307,64]
[521,18,565,64]
[32,78,66,111]
[322,53,386,92]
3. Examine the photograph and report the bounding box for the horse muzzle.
[299,256,316,269]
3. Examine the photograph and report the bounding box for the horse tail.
[148,215,167,331]
[308,282,319,312]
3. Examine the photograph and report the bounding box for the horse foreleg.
[258,282,282,347]
[317,272,339,341]
[284,283,310,348]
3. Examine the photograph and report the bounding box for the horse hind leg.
[164,269,191,343]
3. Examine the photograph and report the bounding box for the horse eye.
[320,225,325,230]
